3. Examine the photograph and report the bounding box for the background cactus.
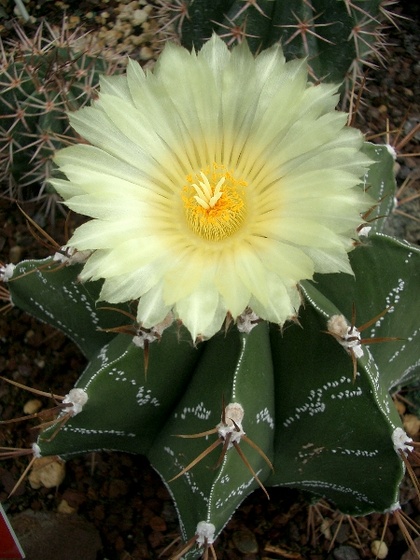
[159,0,395,97]
[2,143,419,558]
[0,21,125,217]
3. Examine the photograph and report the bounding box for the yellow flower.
[51,35,371,340]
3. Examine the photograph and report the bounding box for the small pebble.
[403,413,420,437]
[29,457,66,489]
[371,539,388,559]
[57,499,77,514]
[23,398,42,415]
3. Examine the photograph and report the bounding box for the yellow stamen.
[183,164,247,241]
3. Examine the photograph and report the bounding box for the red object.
[0,504,25,559]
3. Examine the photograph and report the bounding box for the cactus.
[2,139,419,558]
[0,21,125,212]
[159,0,394,93]
[1,31,418,558]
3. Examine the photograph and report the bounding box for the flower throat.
[182,164,247,241]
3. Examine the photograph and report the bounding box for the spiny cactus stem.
[216,16,261,46]
[345,0,381,21]
[233,0,269,19]
[156,0,191,36]
[170,400,273,498]
[277,11,336,54]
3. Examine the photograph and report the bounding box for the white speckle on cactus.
[392,427,413,455]
[404,251,413,264]
[283,375,362,428]
[385,279,404,310]
[164,446,175,457]
[298,285,330,319]
[178,402,212,421]
[312,445,378,460]
[136,386,160,407]
[217,403,245,446]
[291,479,372,506]
[63,388,88,416]
[327,314,364,358]
[237,309,259,333]
[0,263,15,282]
[368,278,405,338]
[213,475,262,510]
[196,521,216,545]
[256,407,274,430]
[61,426,136,438]
[32,443,42,458]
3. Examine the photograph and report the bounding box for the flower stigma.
[182,163,247,241]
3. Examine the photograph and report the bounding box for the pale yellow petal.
[137,282,172,328]
[302,246,353,275]
[198,34,231,78]
[252,237,314,282]
[162,251,208,305]
[249,274,297,324]
[78,238,168,280]
[152,43,221,166]
[56,145,183,203]
[99,256,170,302]
[213,254,251,318]
[49,177,82,199]
[98,73,133,101]
[69,220,143,250]
[175,284,221,340]
[234,247,269,308]
[255,217,345,249]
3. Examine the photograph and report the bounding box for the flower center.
[182,164,247,241]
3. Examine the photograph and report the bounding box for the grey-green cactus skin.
[4,143,420,558]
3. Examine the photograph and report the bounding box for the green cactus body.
[0,26,125,203]
[3,139,419,557]
[148,321,275,543]
[171,0,387,89]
